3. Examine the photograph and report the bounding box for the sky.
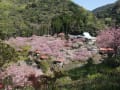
[72,0,117,10]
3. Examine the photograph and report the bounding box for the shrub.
[55,76,72,85]
[0,41,18,67]
[103,56,120,67]
[38,60,50,73]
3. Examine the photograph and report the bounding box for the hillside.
[0,0,104,39]
[0,1,120,89]
[93,0,120,27]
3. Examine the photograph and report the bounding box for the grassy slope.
[59,62,120,90]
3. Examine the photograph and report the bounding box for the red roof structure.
[35,49,41,54]
[99,48,114,54]
[99,48,114,51]
[40,54,49,60]
[55,58,64,62]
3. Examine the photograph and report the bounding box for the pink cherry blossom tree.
[96,27,120,56]
[73,48,92,61]
[6,35,93,62]
[0,62,43,88]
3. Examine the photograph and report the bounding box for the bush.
[103,56,120,67]
[55,76,72,85]
[38,60,50,73]
[0,41,18,67]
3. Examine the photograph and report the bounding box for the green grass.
[59,60,120,90]
[66,62,112,80]
[46,58,120,90]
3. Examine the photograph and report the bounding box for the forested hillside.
[0,0,120,90]
[93,0,120,27]
[0,0,104,39]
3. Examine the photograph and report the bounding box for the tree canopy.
[0,0,104,39]
[93,0,120,27]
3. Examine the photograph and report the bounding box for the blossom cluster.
[96,28,120,49]
[6,35,93,61]
[0,62,43,87]
[73,48,92,61]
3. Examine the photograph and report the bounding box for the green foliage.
[66,63,99,80]
[0,40,18,67]
[38,60,50,73]
[21,45,31,55]
[87,73,102,80]
[93,0,120,27]
[60,61,120,90]
[17,46,31,61]
[55,76,72,85]
[51,11,104,35]
[0,0,104,39]
[103,56,120,68]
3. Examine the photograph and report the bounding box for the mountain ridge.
[93,0,120,27]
